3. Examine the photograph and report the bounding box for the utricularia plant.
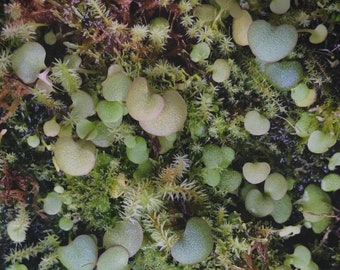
[1,1,339,270]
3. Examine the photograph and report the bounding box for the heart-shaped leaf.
[248,20,298,62]
[265,61,303,90]
[244,110,270,135]
[12,41,46,84]
[103,220,143,257]
[308,24,328,44]
[242,161,271,184]
[307,130,337,154]
[245,189,274,217]
[96,246,129,270]
[126,77,165,122]
[139,91,187,136]
[171,217,213,265]
[57,235,98,270]
[54,137,96,176]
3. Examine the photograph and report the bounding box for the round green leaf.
[245,189,274,217]
[294,112,318,138]
[102,72,132,102]
[307,130,337,154]
[43,118,60,137]
[54,137,96,176]
[328,152,340,171]
[27,135,40,148]
[265,61,303,90]
[126,136,149,164]
[190,42,211,63]
[7,220,26,243]
[264,173,288,200]
[97,246,129,270]
[321,173,340,192]
[202,144,223,168]
[270,0,290,14]
[211,59,231,83]
[70,91,96,120]
[43,192,62,215]
[139,91,187,136]
[59,217,74,231]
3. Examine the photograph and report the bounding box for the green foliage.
[0,0,339,269]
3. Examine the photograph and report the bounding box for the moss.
[0,0,339,269]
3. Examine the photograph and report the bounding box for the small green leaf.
[244,111,270,135]
[264,173,288,200]
[171,217,213,265]
[57,235,98,270]
[126,136,149,164]
[307,130,336,154]
[76,119,98,140]
[103,220,143,257]
[321,173,340,192]
[242,162,271,184]
[202,168,221,187]
[97,246,129,270]
[190,42,211,63]
[245,189,274,217]
[43,192,62,215]
[96,100,124,124]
